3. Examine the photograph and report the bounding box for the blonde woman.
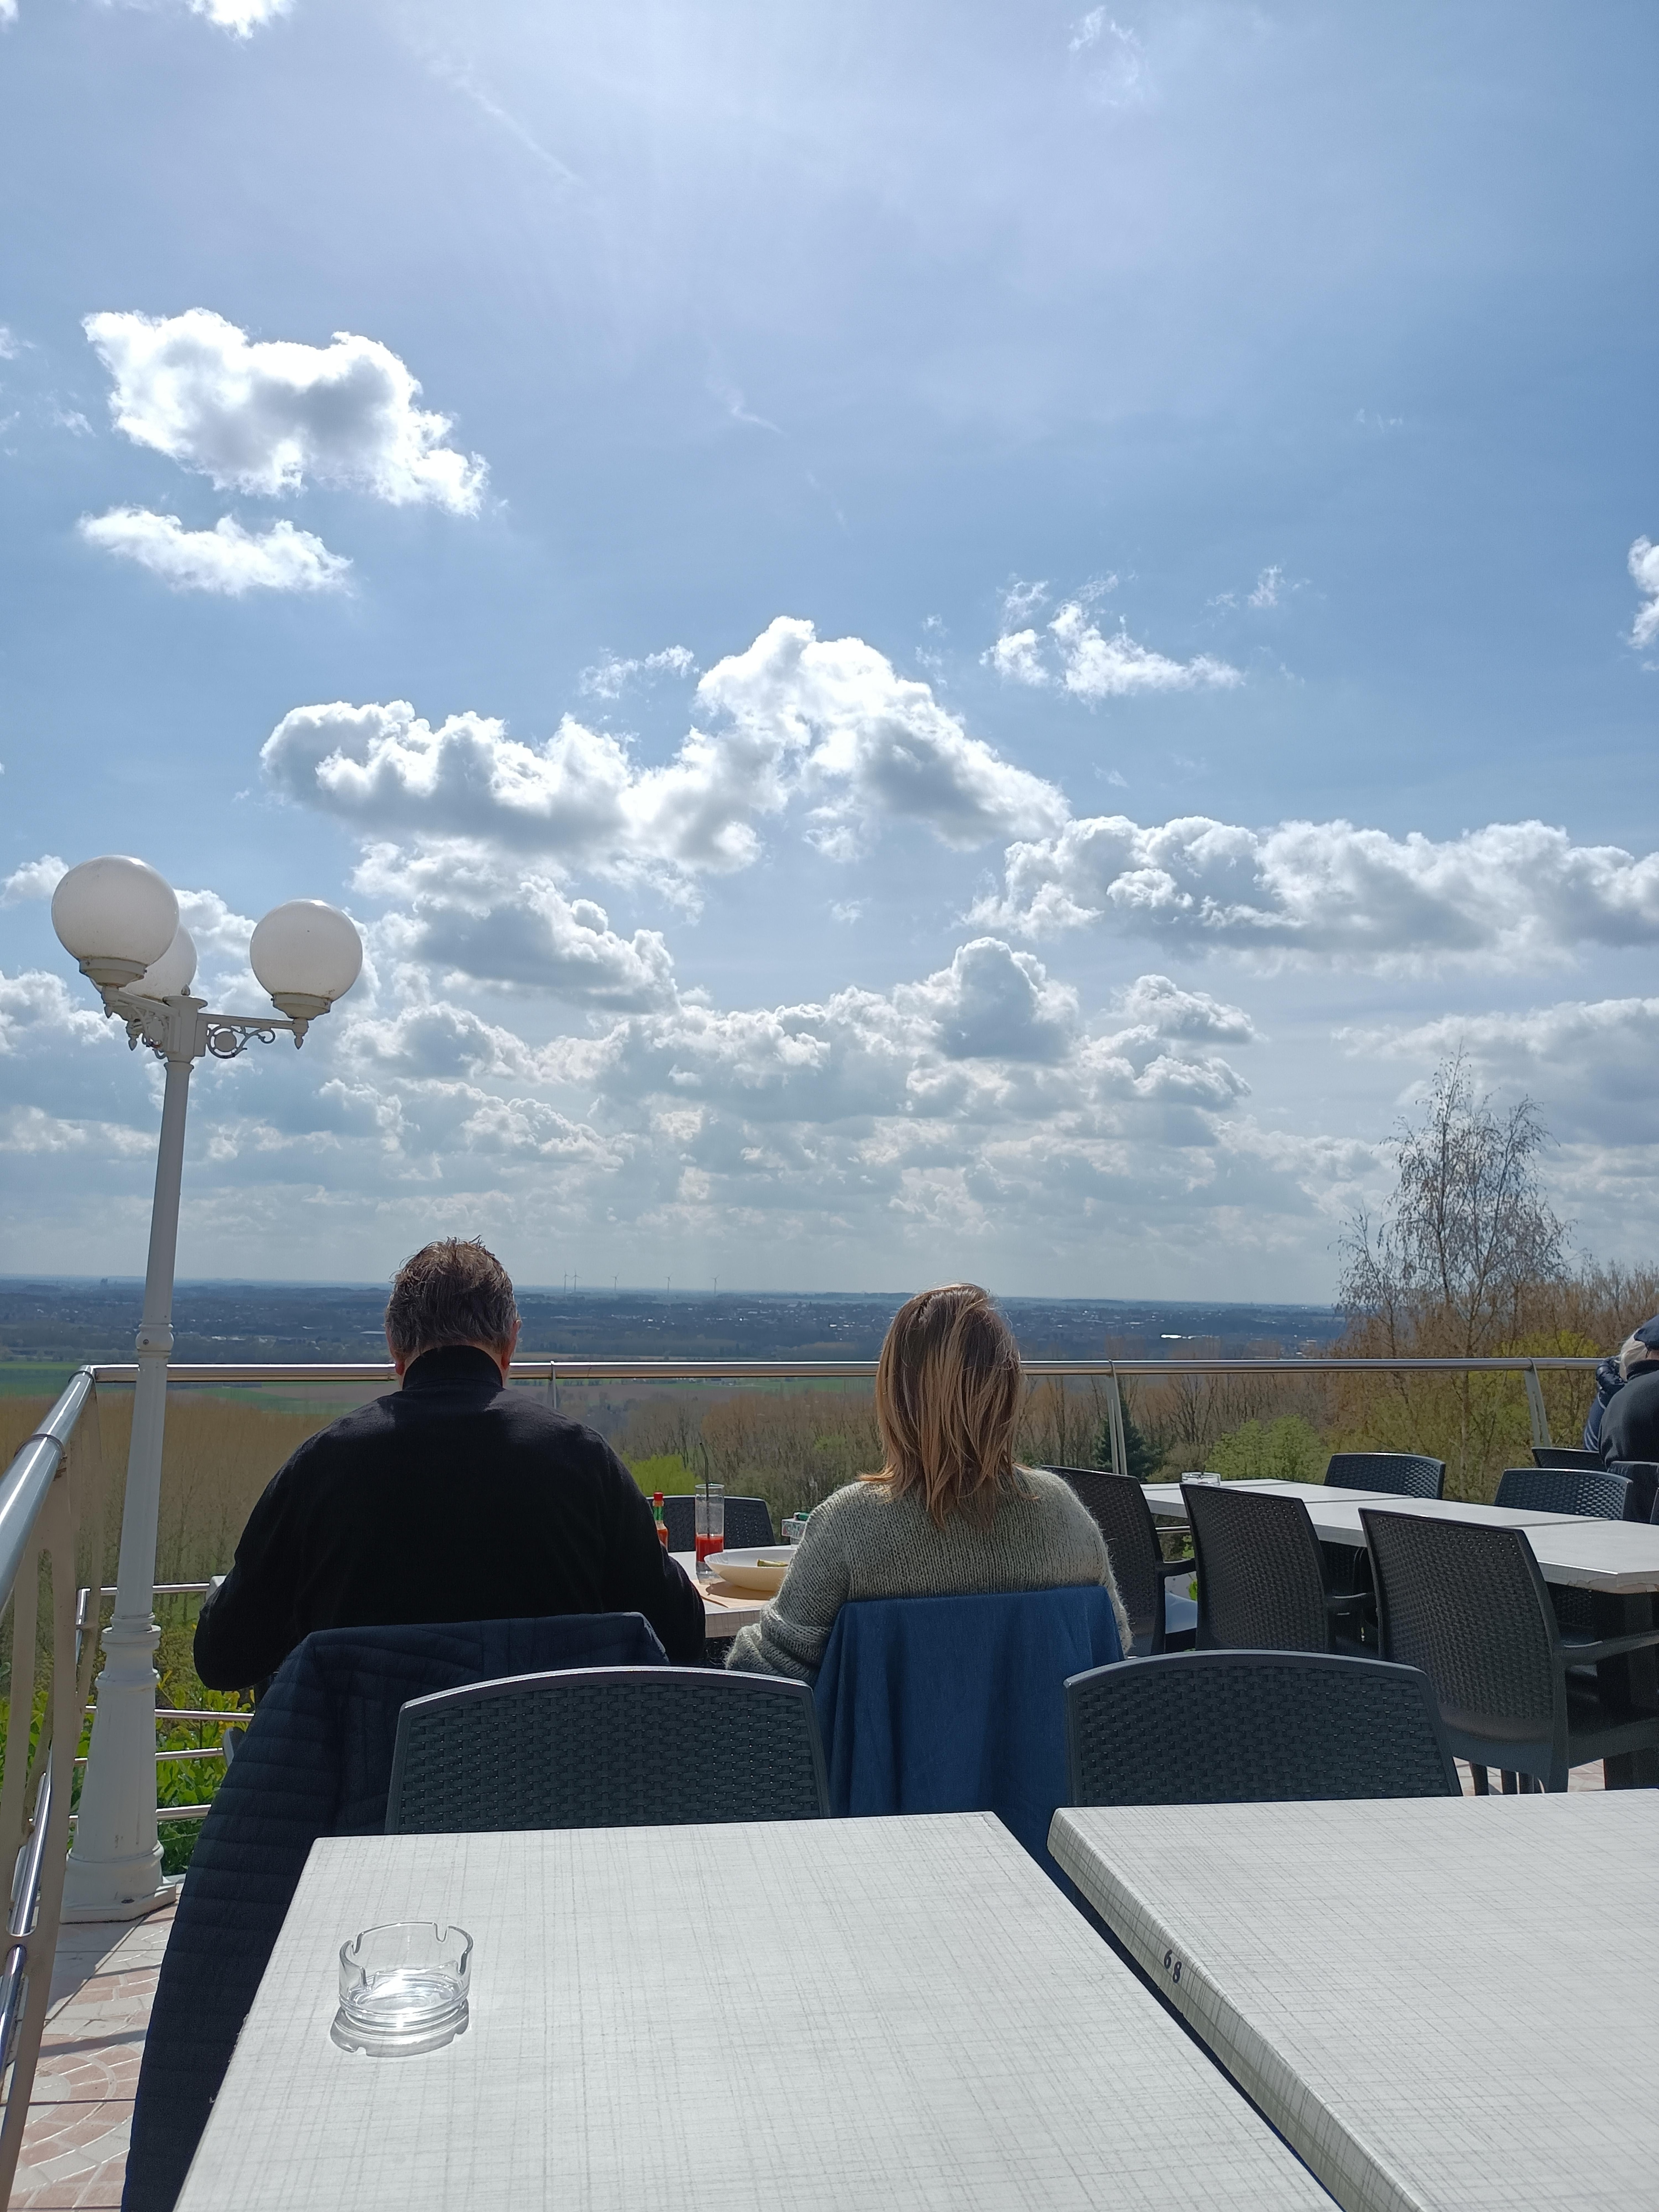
[725,1283,1129,1680]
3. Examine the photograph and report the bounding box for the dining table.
[1050,1789,1659,2212]
[173,1810,1338,2212]
[670,1547,767,1640]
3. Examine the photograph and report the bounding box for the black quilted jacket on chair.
[123,1611,666,2212]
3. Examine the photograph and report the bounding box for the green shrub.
[1210,1414,1326,1483]
[626,1453,692,1493]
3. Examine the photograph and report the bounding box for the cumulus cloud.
[0,969,109,1055]
[701,616,1068,855]
[1346,995,1659,1147]
[356,845,677,1007]
[1049,601,1242,699]
[2,854,66,905]
[1630,538,1659,651]
[984,600,1241,697]
[1112,973,1257,1041]
[83,310,485,511]
[262,617,1067,885]
[79,509,350,594]
[578,645,696,699]
[978,812,1659,969]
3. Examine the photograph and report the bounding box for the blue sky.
[2,0,1657,1298]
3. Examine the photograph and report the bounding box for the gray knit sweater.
[724,1467,1129,1682]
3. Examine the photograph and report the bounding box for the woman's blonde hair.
[864,1284,1023,1528]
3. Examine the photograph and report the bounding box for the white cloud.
[2,854,66,905]
[186,0,290,31]
[1346,994,1659,1148]
[978,812,1659,969]
[984,628,1048,686]
[0,969,109,1055]
[983,598,1241,697]
[700,616,1068,856]
[578,646,696,700]
[1069,13,1149,106]
[1247,565,1283,610]
[1629,537,1659,651]
[1049,601,1242,698]
[355,845,677,1007]
[78,510,350,595]
[1112,973,1257,1041]
[262,617,1067,884]
[83,310,485,511]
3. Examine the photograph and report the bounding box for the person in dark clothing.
[1589,1315,1659,1462]
[194,1239,705,1689]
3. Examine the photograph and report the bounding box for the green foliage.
[626,1453,693,1493]
[1091,1400,1161,1481]
[1209,1415,1326,1483]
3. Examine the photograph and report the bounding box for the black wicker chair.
[661,1493,695,1552]
[1493,1468,1632,1639]
[1046,1466,1197,1656]
[1361,1507,1659,1792]
[1324,1451,1445,1498]
[385,1665,830,1832]
[1532,1446,1606,1473]
[1611,1462,1659,1522]
[723,1496,775,1547]
[1494,1466,1630,1519]
[1064,1651,1459,1805]
[1184,1480,1368,1654]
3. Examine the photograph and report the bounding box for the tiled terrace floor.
[3,1760,1611,2207]
[10,1900,177,2210]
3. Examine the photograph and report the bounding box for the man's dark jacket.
[194,1344,704,1687]
[1598,1364,1659,1471]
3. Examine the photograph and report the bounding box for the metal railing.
[0,1344,1606,2184]
[0,1371,105,2204]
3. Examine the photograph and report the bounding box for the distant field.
[0,1363,81,1397]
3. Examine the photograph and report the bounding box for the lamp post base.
[62,1613,172,1922]
[60,1860,177,1923]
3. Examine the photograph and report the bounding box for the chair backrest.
[1065,1651,1460,1805]
[661,1493,695,1552]
[1609,1462,1659,1523]
[1361,1508,1559,1739]
[812,1588,1122,1872]
[1184,1480,1332,1651]
[386,1665,829,1833]
[1494,1465,1630,1519]
[1324,1451,1445,1498]
[723,1495,775,1547]
[1046,1466,1164,1644]
[1532,1446,1606,1472]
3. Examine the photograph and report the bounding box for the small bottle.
[652,1492,668,1547]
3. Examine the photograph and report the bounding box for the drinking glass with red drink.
[694,1483,725,1572]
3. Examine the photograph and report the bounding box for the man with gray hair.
[195,1239,704,1687]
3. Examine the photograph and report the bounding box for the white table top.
[177,1813,1334,2212]
[670,1549,764,1636]
[1051,1792,1659,2212]
[1142,1480,1659,1592]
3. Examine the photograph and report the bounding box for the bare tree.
[1336,1052,1568,1495]
[1339,1051,1566,1356]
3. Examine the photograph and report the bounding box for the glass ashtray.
[331,1921,473,2057]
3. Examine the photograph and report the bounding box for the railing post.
[1104,1365,1129,1481]
[1524,1362,1552,1450]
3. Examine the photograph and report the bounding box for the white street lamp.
[51,856,362,1919]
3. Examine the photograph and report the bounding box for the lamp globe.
[130,925,198,1002]
[250,899,363,1023]
[51,857,179,991]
